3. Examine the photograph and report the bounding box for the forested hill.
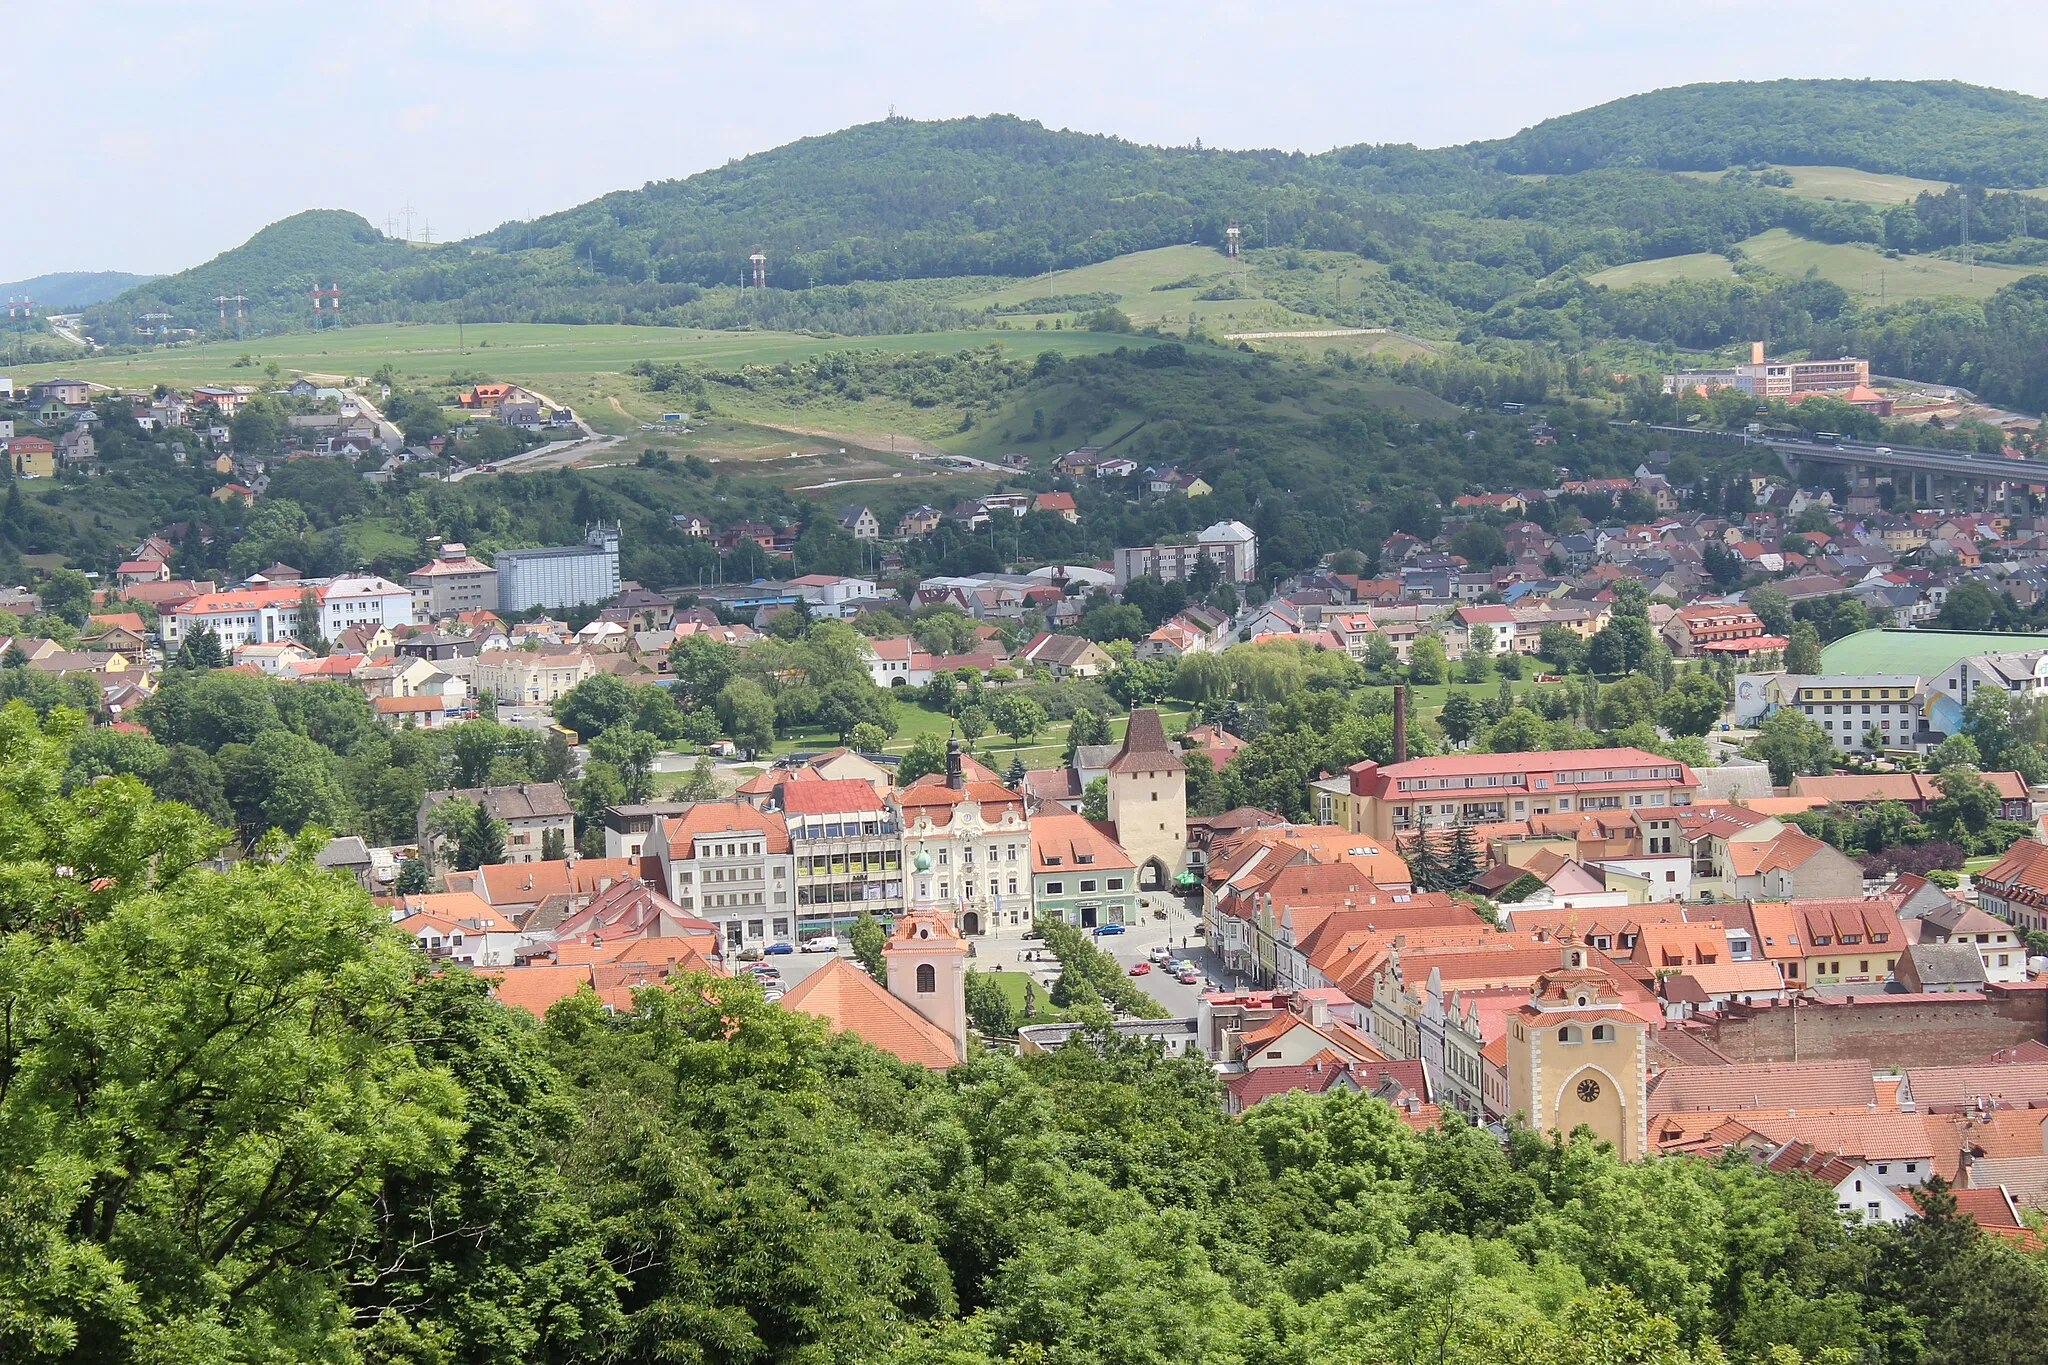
[472,114,1498,283]
[0,270,157,308]
[81,80,2048,366]
[1481,79,2048,186]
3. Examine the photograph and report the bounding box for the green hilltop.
[0,270,157,309]
[1479,78,2048,186]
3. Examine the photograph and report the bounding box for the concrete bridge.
[1623,424,2040,511]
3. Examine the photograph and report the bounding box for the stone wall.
[1702,986,2048,1068]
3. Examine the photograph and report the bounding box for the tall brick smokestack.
[1392,685,1408,764]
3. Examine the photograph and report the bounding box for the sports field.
[1819,628,2048,677]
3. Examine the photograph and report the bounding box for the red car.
[1176,969,1201,985]
[1127,961,1151,976]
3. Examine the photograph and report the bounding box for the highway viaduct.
[1622,424,2041,512]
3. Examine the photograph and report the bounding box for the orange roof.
[1030,809,1135,874]
[780,778,888,816]
[491,964,602,1017]
[1727,829,1829,877]
[1649,1060,1877,1114]
[374,695,449,713]
[777,958,960,1068]
[1670,960,1786,995]
[654,802,792,856]
[172,585,306,616]
[395,890,512,930]
[1735,795,1830,817]
[1630,919,1729,970]
[89,612,147,633]
[468,856,646,907]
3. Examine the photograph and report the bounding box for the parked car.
[801,936,840,953]
[1176,969,1201,985]
[744,963,781,978]
[1128,962,1152,976]
[1148,946,1173,965]
[737,947,765,962]
[1094,923,1127,936]
[765,941,795,955]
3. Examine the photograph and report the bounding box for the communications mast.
[1225,221,1241,259]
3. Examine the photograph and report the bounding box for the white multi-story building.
[787,573,880,618]
[161,575,415,650]
[472,647,595,706]
[161,585,307,650]
[494,524,620,612]
[318,575,415,640]
[1113,520,1258,587]
[894,739,1031,939]
[648,801,799,951]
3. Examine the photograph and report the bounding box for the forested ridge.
[1483,79,2048,185]
[0,700,2043,1363]
[63,78,2048,426]
[83,82,2048,340]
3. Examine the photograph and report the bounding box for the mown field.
[6,323,1161,408]
[1738,227,2045,301]
[1587,227,2048,301]
[953,243,1383,335]
[1586,252,1738,288]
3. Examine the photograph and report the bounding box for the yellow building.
[7,437,55,479]
[1506,937,1648,1160]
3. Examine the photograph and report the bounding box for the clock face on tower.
[1576,1078,1601,1103]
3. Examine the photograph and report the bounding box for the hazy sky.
[13,0,2048,280]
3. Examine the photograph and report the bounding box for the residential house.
[417,782,576,866]
[897,505,942,537]
[1033,491,1079,522]
[1975,837,2048,934]
[1726,829,1866,901]
[473,647,595,706]
[1030,809,1140,929]
[1020,631,1113,678]
[1913,900,2028,982]
[837,505,880,540]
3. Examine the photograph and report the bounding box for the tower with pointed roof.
[1106,707,1186,890]
[1505,935,1648,1159]
[884,894,969,1059]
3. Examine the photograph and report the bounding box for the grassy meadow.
[1586,252,1739,288]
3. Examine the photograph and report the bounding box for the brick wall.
[1702,988,2048,1068]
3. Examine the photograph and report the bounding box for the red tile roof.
[779,778,888,816]
[777,958,960,1068]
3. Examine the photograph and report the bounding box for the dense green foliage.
[1485,79,2048,185]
